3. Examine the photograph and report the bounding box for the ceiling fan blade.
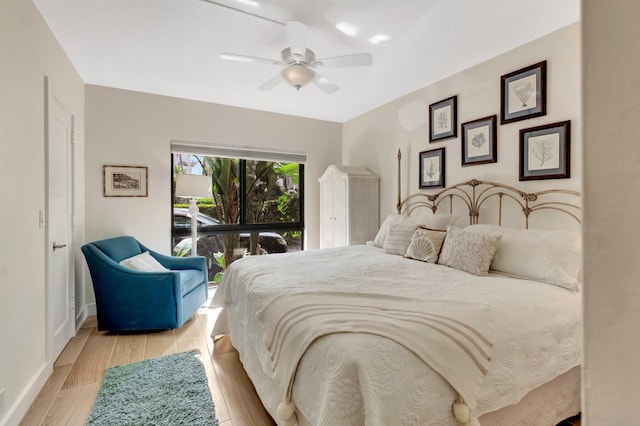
[312,73,339,94]
[258,74,285,90]
[286,21,308,59]
[220,52,284,66]
[313,53,373,68]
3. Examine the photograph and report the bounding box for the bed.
[211,163,582,426]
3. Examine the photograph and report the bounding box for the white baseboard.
[75,306,88,333]
[0,362,51,426]
[1,303,97,426]
[0,303,98,426]
[86,303,96,316]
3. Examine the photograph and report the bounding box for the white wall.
[0,0,85,424]
[582,1,640,423]
[343,24,581,230]
[84,85,342,303]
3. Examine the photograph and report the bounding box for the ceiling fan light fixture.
[281,65,315,90]
[220,19,372,94]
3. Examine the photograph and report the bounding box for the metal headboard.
[396,149,581,229]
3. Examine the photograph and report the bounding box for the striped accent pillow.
[383,223,418,255]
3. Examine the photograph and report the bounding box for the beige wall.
[0,0,85,424]
[582,1,640,423]
[84,85,342,304]
[343,24,581,230]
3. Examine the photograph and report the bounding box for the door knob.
[53,242,67,250]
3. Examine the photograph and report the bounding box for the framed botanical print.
[500,61,547,124]
[429,95,457,142]
[419,147,445,188]
[461,115,497,166]
[519,120,570,181]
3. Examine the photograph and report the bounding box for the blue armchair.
[81,236,208,332]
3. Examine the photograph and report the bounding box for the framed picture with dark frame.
[419,147,445,188]
[461,115,497,166]
[103,165,149,197]
[429,95,457,142]
[519,120,570,181]
[500,60,547,124]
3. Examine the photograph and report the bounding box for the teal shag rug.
[88,350,219,426]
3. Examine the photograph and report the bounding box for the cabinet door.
[319,172,334,249]
[330,176,347,246]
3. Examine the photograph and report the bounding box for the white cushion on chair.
[120,251,168,272]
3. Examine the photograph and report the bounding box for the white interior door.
[47,78,75,361]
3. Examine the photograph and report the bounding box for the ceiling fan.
[220,21,373,94]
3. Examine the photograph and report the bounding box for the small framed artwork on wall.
[461,115,497,166]
[500,60,547,124]
[519,120,570,181]
[429,95,457,142]
[419,148,445,188]
[103,165,149,197]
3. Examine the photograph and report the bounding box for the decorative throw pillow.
[383,223,419,255]
[372,215,416,248]
[371,214,458,248]
[438,227,501,276]
[404,227,447,263]
[119,251,168,272]
[466,225,581,290]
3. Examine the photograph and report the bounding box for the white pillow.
[465,225,581,290]
[383,223,418,255]
[372,215,414,248]
[415,213,460,231]
[371,213,458,248]
[463,224,514,237]
[404,227,447,263]
[119,251,168,272]
[438,227,501,276]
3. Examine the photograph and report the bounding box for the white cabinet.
[319,165,379,249]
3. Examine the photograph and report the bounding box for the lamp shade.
[175,174,211,198]
[282,64,315,90]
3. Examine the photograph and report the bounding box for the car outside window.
[171,154,304,281]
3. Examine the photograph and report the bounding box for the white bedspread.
[212,245,581,425]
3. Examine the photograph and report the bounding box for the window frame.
[170,155,305,247]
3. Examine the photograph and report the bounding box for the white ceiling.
[33,0,579,123]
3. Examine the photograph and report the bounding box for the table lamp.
[175,174,212,257]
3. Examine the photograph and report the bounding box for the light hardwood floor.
[21,301,274,426]
[21,293,581,426]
